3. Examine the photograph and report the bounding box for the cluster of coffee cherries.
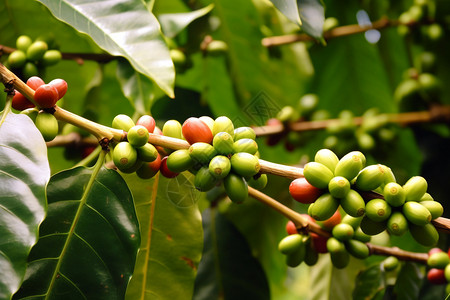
[162,116,266,203]
[13,76,67,141]
[289,148,442,248]
[426,248,450,292]
[6,35,62,79]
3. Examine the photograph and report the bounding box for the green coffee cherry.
[163,120,183,139]
[334,151,364,181]
[232,138,258,155]
[8,50,27,68]
[353,227,371,243]
[213,131,234,155]
[167,149,195,173]
[304,243,319,266]
[16,35,32,52]
[387,212,409,236]
[194,166,218,192]
[42,49,62,66]
[209,155,231,179]
[340,189,365,218]
[323,17,339,32]
[402,201,431,226]
[286,246,306,268]
[354,164,385,191]
[199,116,215,132]
[360,215,386,236]
[314,148,339,173]
[403,176,427,201]
[365,199,391,222]
[23,62,38,79]
[380,165,396,188]
[206,40,229,55]
[327,237,349,269]
[341,214,362,230]
[420,201,443,220]
[224,173,248,204]
[382,256,399,271]
[332,223,354,241]
[247,174,268,190]
[419,192,434,202]
[298,93,319,116]
[112,114,135,131]
[383,182,406,207]
[446,264,450,283]
[35,112,58,142]
[308,193,339,221]
[234,127,256,141]
[303,162,334,189]
[345,239,369,259]
[427,252,450,269]
[20,108,39,122]
[189,142,217,165]
[119,159,144,174]
[26,40,48,61]
[213,116,234,138]
[277,106,299,122]
[113,142,138,171]
[136,143,158,162]
[357,132,375,151]
[127,125,149,147]
[170,49,186,66]
[328,176,350,198]
[278,234,303,255]
[230,152,260,178]
[409,223,439,247]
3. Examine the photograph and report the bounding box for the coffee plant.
[1,0,450,299]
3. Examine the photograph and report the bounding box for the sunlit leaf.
[298,0,325,39]
[269,0,302,26]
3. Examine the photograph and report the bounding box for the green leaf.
[298,0,325,39]
[193,207,270,299]
[393,262,424,300]
[0,113,49,299]
[269,0,302,26]
[13,165,140,299]
[352,264,383,299]
[124,173,203,300]
[159,4,214,38]
[37,0,175,98]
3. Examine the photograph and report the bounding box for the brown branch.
[368,244,428,263]
[45,132,98,148]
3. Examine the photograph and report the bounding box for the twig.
[368,244,428,263]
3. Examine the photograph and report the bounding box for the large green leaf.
[124,173,203,300]
[13,165,140,299]
[352,264,383,299]
[37,0,175,98]
[393,262,424,300]
[0,113,49,299]
[193,207,270,299]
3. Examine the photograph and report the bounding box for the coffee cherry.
[380,165,396,188]
[311,233,328,253]
[303,162,334,189]
[409,223,438,247]
[163,119,183,140]
[12,90,35,111]
[206,40,229,55]
[209,155,231,179]
[366,199,391,222]
[334,151,364,181]
[35,112,58,141]
[224,173,248,204]
[382,256,399,272]
[428,268,447,285]
[113,142,137,171]
[354,164,385,191]
[198,116,215,132]
[387,212,408,236]
[136,115,156,133]
[403,176,427,201]
[16,35,32,52]
[340,189,365,217]
[170,49,186,67]
[20,108,39,122]
[298,93,319,116]
[112,114,135,131]
[48,79,68,99]
[341,214,362,230]
[232,138,258,155]
[327,237,350,269]
[213,132,234,155]
[428,252,450,269]
[345,239,369,259]
[286,220,297,235]
[189,142,217,165]
[420,192,434,202]
[420,201,443,220]
[314,148,339,173]
[248,174,268,190]
[320,209,342,230]
[136,153,161,179]
[136,143,158,162]
[23,62,39,79]
[445,264,450,282]
[119,159,144,174]
[328,176,350,198]
[230,152,260,178]
[8,50,27,68]
[42,50,62,66]
[304,243,319,266]
[278,234,303,255]
[288,177,322,204]
[194,166,218,192]
[360,215,386,236]
[34,84,59,108]
[181,117,213,145]
[27,40,48,61]
[234,127,256,141]
[383,182,406,207]
[402,201,431,226]
[308,193,339,221]
[160,156,179,178]
[213,116,234,138]
[286,245,306,268]
[26,76,45,90]
[332,223,354,241]
[166,149,195,173]
[353,227,371,243]
[127,125,149,147]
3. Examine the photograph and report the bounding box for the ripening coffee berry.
[248,174,268,190]
[428,268,447,285]
[320,209,342,230]
[345,239,369,259]
[328,176,350,198]
[189,142,217,165]
[27,40,48,61]
[8,50,27,68]
[409,223,439,247]
[234,127,256,141]
[314,148,339,173]
[213,132,234,155]
[232,138,258,155]
[160,156,179,178]
[403,176,428,201]
[209,155,231,179]
[127,125,149,147]
[194,166,218,192]
[354,164,385,191]
[136,153,161,179]
[199,116,215,132]
[340,189,365,217]
[402,201,431,226]
[308,193,339,221]
[224,173,248,204]
[334,151,364,181]
[286,220,297,235]
[42,50,62,66]
[12,91,35,111]
[383,182,406,207]
[332,223,354,241]
[35,111,58,141]
[112,114,135,131]
[289,177,323,204]
[213,116,234,138]
[278,234,304,255]
[311,233,328,253]
[166,149,195,173]
[26,76,45,90]
[182,117,213,145]
[34,84,59,108]
[428,252,450,269]
[16,35,32,52]
[119,159,144,174]
[113,142,137,171]
[303,162,334,189]
[48,79,68,99]
[136,115,156,133]
[387,212,408,236]
[230,152,260,178]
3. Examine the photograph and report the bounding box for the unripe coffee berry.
[340,189,365,217]
[403,176,428,201]
[35,112,58,141]
[365,199,391,222]
[213,116,234,138]
[209,155,231,179]
[402,201,431,226]
[332,223,354,241]
[232,138,258,155]
[354,164,385,191]
[194,166,218,192]
[345,239,369,259]
[42,50,62,66]
[234,127,256,141]
[383,182,406,207]
[113,142,137,171]
[303,162,334,189]
[16,35,32,52]
[127,125,149,147]
[224,173,248,204]
[278,234,303,255]
[160,156,179,178]
[166,149,195,173]
[34,84,59,108]
[314,148,339,173]
[136,143,158,163]
[213,132,234,155]
[8,50,27,68]
[328,176,350,198]
[230,152,260,178]
[308,193,339,221]
[334,151,364,181]
[387,212,408,236]
[248,174,268,190]
[27,41,48,61]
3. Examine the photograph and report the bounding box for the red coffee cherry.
[320,210,342,230]
[289,177,323,204]
[136,115,156,133]
[34,84,59,108]
[182,117,213,145]
[26,76,45,90]
[311,233,328,253]
[160,156,179,178]
[48,78,68,99]
[427,268,447,285]
[12,90,35,111]
[286,221,297,235]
